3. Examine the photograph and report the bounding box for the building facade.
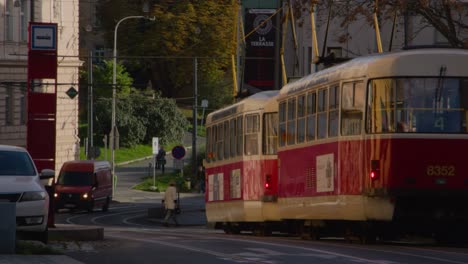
[0,0,82,172]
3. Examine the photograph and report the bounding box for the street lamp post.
[111,15,154,196]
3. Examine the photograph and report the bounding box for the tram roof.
[206,90,279,124]
[280,48,468,97]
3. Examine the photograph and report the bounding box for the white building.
[0,0,82,172]
[282,1,468,79]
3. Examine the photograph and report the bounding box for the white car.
[0,145,55,243]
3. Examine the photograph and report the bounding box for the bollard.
[0,202,16,254]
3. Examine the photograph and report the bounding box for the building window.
[6,0,14,41]
[20,84,27,124]
[5,88,14,125]
[20,0,29,42]
[93,47,106,64]
[92,4,101,28]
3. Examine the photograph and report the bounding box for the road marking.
[106,232,390,264]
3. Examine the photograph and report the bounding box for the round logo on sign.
[172,146,186,160]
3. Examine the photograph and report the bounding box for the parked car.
[54,160,112,212]
[0,145,55,243]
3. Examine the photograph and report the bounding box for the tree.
[97,0,237,110]
[94,91,189,148]
[93,60,134,98]
[131,91,190,146]
[293,0,468,50]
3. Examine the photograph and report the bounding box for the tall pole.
[88,50,94,159]
[192,58,198,181]
[111,15,145,196]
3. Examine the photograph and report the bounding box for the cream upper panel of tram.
[279,48,468,99]
[206,90,279,124]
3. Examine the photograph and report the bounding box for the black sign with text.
[244,9,277,91]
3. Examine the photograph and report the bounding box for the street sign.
[152,137,159,155]
[66,87,78,99]
[172,146,186,160]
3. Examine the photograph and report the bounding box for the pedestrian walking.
[198,165,206,194]
[162,180,179,227]
[157,146,166,173]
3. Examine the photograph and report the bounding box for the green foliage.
[80,145,152,164]
[97,0,238,110]
[94,91,189,148]
[93,60,134,98]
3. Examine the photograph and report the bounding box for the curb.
[48,224,104,241]
[116,155,153,166]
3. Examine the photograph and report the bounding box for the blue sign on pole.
[172,146,186,160]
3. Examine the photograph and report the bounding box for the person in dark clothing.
[157,146,166,173]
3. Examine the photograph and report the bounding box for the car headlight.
[20,191,47,202]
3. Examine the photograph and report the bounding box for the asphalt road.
[49,160,468,264]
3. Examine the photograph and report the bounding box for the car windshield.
[57,171,94,186]
[0,150,36,176]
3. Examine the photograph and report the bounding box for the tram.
[205,48,468,241]
[277,48,468,240]
[204,90,280,234]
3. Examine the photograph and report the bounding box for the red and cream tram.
[204,90,280,233]
[205,48,468,241]
[277,48,468,240]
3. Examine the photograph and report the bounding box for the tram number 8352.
[426,165,455,176]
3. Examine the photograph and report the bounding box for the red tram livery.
[205,48,468,241]
[205,91,279,234]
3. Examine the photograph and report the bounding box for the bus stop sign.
[172,146,186,160]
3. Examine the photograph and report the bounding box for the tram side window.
[279,101,286,147]
[342,81,364,135]
[306,92,317,141]
[367,79,396,133]
[230,118,237,158]
[329,86,339,137]
[237,116,243,156]
[287,98,296,145]
[317,89,328,139]
[297,95,306,143]
[206,127,212,163]
[245,114,259,155]
[224,121,230,159]
[212,125,217,161]
[217,123,224,160]
[263,112,278,155]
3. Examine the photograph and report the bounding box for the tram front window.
[368,78,468,134]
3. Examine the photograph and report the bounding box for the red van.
[54,160,112,212]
